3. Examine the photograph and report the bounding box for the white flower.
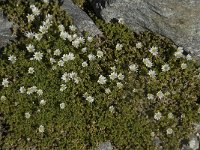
[2,78,9,87]
[60,103,65,109]
[97,75,107,84]
[157,91,164,99]
[1,96,6,101]
[54,49,61,56]
[38,125,45,133]
[30,5,40,16]
[74,77,80,84]
[34,33,43,41]
[117,82,123,89]
[27,14,35,22]
[26,44,35,52]
[61,72,70,82]
[87,36,93,42]
[37,89,43,96]
[174,47,184,58]
[143,58,153,68]
[161,64,170,72]
[43,0,49,3]
[181,63,187,69]
[118,73,124,80]
[166,128,173,135]
[88,54,96,61]
[39,25,48,34]
[62,52,75,62]
[25,112,31,119]
[77,37,85,44]
[116,43,123,50]
[149,46,158,56]
[19,86,26,93]
[109,72,118,80]
[86,96,94,103]
[58,24,65,32]
[81,47,87,53]
[25,31,35,39]
[97,50,104,58]
[189,138,199,150]
[136,42,143,49]
[129,64,138,72]
[154,112,162,120]
[82,61,88,67]
[109,105,114,112]
[50,58,56,64]
[72,39,81,48]
[28,67,34,74]
[33,52,43,61]
[147,94,154,100]
[27,86,37,95]
[69,72,77,79]
[148,70,156,78]
[8,55,17,64]
[60,31,69,40]
[118,18,124,24]
[186,54,192,60]
[111,66,116,71]
[40,99,46,105]
[168,113,174,119]
[105,88,111,94]
[69,25,77,31]
[58,60,64,66]
[60,84,67,92]
[83,92,89,98]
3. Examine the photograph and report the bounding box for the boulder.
[61,0,103,37]
[89,0,200,64]
[96,141,113,150]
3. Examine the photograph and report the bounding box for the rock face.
[0,11,15,49]
[96,141,113,150]
[61,0,102,37]
[89,0,200,63]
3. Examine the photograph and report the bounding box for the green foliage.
[0,0,200,149]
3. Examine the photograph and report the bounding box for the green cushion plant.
[0,0,200,149]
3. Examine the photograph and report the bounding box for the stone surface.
[89,0,200,64]
[61,0,102,37]
[96,141,113,150]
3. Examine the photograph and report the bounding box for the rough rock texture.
[0,11,15,48]
[61,0,102,36]
[89,0,200,64]
[96,141,113,150]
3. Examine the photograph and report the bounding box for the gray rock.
[0,11,15,48]
[89,0,200,64]
[61,0,102,37]
[96,141,113,150]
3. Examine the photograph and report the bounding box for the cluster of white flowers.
[83,92,94,103]
[20,86,43,96]
[149,46,158,56]
[62,52,75,62]
[129,63,138,72]
[143,58,153,68]
[61,72,80,84]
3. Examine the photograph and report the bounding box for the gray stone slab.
[96,141,113,150]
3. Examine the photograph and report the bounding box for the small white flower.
[77,37,85,44]
[147,94,154,100]
[39,25,48,34]
[1,96,6,101]
[86,96,94,103]
[88,54,96,61]
[43,0,49,3]
[25,112,31,119]
[97,50,104,58]
[189,138,199,150]
[174,47,184,58]
[109,72,118,80]
[129,64,138,72]
[19,86,26,93]
[148,70,156,78]
[38,125,45,133]
[58,24,65,32]
[69,25,77,31]
[25,31,35,39]
[136,42,143,49]
[69,72,77,79]
[82,61,88,67]
[111,66,116,71]
[40,99,46,105]
[81,47,87,53]
[60,84,67,92]
[62,52,75,62]
[31,6,40,16]
[166,128,173,135]
[186,54,192,60]
[33,52,43,61]
[149,46,158,56]
[34,33,43,41]
[60,31,69,40]
[161,64,170,72]
[143,58,153,68]
[2,78,9,87]
[52,65,57,70]
[154,112,162,120]
[72,39,81,48]
[37,89,43,96]
[87,36,93,42]
[118,73,124,80]
[168,112,174,119]
[109,105,114,112]
[117,82,123,89]
[181,63,187,69]
[50,58,56,64]
[118,18,124,24]
[27,14,35,22]
[157,90,164,99]
[105,88,111,94]
[58,60,64,67]
[28,67,34,74]
[8,55,17,64]
[54,49,61,56]
[97,75,107,84]
[60,102,65,109]
[116,43,123,50]
[26,44,35,52]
